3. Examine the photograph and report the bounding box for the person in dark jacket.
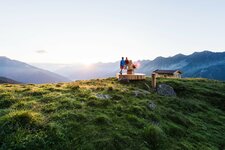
[120,57,125,75]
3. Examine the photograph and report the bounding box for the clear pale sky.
[1,0,225,64]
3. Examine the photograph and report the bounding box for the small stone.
[96,94,111,100]
[148,102,157,110]
[151,120,160,126]
[133,90,140,97]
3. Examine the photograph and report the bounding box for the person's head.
[126,57,128,60]
[122,57,124,60]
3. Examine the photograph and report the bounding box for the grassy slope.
[0,78,225,150]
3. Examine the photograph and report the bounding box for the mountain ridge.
[0,57,71,84]
[3,51,225,82]
[32,51,225,81]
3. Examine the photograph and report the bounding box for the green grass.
[0,77,225,150]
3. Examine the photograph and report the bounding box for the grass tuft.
[143,125,166,150]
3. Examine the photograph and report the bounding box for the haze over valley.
[1,50,224,84]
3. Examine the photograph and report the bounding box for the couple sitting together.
[119,57,137,75]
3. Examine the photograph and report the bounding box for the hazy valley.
[32,51,225,82]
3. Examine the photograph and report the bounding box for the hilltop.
[0,77,20,84]
[0,78,225,149]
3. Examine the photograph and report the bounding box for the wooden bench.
[116,73,146,80]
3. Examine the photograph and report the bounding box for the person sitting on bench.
[127,60,137,74]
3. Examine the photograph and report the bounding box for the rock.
[133,90,143,97]
[157,84,176,96]
[148,102,157,110]
[118,78,130,83]
[133,89,150,97]
[96,94,112,100]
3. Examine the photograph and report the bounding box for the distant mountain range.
[0,76,20,84]
[138,51,225,81]
[0,57,71,84]
[1,51,225,83]
[33,51,225,81]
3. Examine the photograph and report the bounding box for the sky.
[1,0,225,64]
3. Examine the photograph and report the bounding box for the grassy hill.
[0,78,225,150]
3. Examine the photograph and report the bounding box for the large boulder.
[157,84,176,96]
